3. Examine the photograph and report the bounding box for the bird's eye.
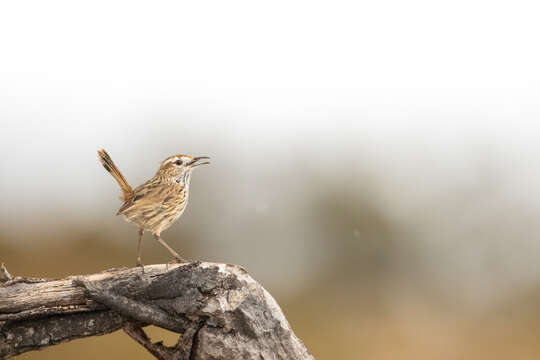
[175,159,183,166]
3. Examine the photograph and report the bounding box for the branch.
[0,262,313,360]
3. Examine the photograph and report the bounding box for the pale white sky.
[1,0,540,131]
[1,1,540,91]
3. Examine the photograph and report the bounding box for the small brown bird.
[97,149,209,267]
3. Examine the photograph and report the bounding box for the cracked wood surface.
[0,262,313,360]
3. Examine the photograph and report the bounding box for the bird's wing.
[116,180,155,215]
[116,180,184,216]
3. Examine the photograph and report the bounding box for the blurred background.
[2,1,540,359]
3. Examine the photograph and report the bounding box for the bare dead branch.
[0,262,313,360]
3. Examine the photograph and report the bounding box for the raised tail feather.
[97,149,133,201]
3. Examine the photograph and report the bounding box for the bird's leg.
[153,233,187,263]
[137,228,144,271]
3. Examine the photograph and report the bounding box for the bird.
[97,149,209,268]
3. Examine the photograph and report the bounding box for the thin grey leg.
[153,233,186,263]
[137,229,144,269]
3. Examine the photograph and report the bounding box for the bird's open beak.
[187,156,210,167]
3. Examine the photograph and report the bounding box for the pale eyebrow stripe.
[164,156,179,164]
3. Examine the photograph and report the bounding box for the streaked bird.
[97,149,209,268]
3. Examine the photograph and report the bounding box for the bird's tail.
[97,149,133,201]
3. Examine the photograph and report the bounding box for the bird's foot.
[165,255,189,270]
[172,254,188,263]
[136,258,145,273]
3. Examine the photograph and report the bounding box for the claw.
[174,255,188,263]
[166,256,188,271]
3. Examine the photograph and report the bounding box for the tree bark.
[0,262,313,360]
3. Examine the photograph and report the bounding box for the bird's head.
[157,154,210,185]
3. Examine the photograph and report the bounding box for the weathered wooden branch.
[0,262,313,360]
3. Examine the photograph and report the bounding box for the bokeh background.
[2,1,540,359]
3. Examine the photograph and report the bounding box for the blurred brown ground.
[5,237,540,360]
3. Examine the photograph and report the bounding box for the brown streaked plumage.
[97,149,210,268]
